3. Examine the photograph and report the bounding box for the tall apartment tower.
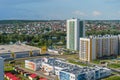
[67,18,85,51]
[0,57,4,80]
[79,35,118,62]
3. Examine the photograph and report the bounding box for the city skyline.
[0,0,120,20]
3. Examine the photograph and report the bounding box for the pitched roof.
[39,78,48,80]
[29,74,37,78]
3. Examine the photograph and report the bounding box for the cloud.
[72,10,86,16]
[92,11,101,16]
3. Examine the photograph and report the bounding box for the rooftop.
[26,58,111,75]
[89,35,118,38]
[0,44,40,54]
[27,58,80,69]
[47,58,76,68]
[28,58,43,63]
[61,66,109,75]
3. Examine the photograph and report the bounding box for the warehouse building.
[0,44,40,59]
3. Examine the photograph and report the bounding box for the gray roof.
[61,66,103,75]
[46,58,76,68]
[0,44,40,54]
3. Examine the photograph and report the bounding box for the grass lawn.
[15,60,25,67]
[4,63,14,72]
[68,59,87,66]
[4,78,7,80]
[92,59,101,64]
[103,75,120,80]
[108,63,120,68]
[4,59,25,72]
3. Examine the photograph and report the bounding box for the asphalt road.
[6,53,120,80]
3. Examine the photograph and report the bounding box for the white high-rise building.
[0,57,4,80]
[79,35,119,62]
[67,18,85,51]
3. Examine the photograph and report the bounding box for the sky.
[0,0,120,20]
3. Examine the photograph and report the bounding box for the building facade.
[67,19,85,51]
[79,35,119,62]
[25,58,43,71]
[25,58,111,80]
[0,57,4,80]
[0,44,40,60]
[59,66,111,80]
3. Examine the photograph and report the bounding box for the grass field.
[68,59,87,66]
[108,63,120,68]
[103,75,120,80]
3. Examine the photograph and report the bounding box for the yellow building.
[79,35,119,62]
[41,46,47,54]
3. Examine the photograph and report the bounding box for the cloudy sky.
[0,0,120,20]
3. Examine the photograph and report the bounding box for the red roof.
[11,77,20,80]
[10,77,17,80]
[5,72,12,74]
[5,72,20,80]
[39,78,48,80]
[8,75,15,79]
[30,74,37,78]
[5,73,12,76]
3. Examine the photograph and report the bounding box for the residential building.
[67,18,85,51]
[79,35,119,62]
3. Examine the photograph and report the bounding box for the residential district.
[1,19,120,80]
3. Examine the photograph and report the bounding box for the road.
[110,68,120,74]
[6,53,120,80]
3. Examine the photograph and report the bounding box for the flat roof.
[26,58,111,75]
[0,44,40,54]
[47,58,76,68]
[27,58,80,69]
[61,66,110,75]
[26,58,43,63]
